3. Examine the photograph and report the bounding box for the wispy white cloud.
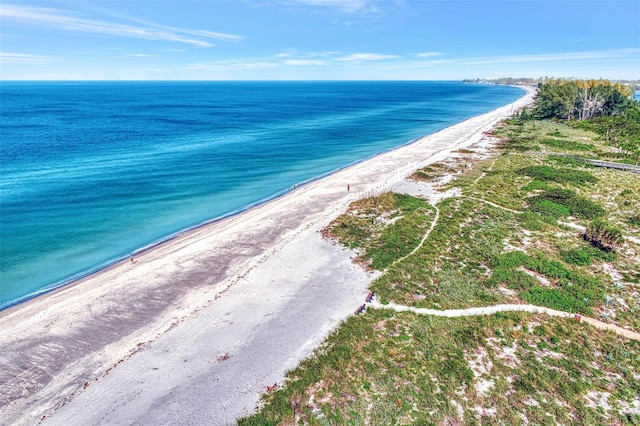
[277,50,341,61]
[124,53,159,57]
[184,60,280,70]
[277,49,298,58]
[336,53,397,62]
[0,52,56,64]
[280,0,373,14]
[283,59,327,66]
[177,29,243,41]
[458,48,640,65]
[394,48,640,71]
[187,51,396,71]
[90,6,244,42]
[0,4,243,48]
[308,50,342,57]
[417,52,443,58]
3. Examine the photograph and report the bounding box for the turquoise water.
[0,81,523,309]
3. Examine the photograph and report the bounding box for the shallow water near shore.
[0,81,523,309]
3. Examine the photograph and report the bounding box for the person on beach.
[347,184,350,192]
[130,256,135,265]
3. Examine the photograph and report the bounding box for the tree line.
[522,79,640,165]
[463,77,640,91]
[532,79,634,121]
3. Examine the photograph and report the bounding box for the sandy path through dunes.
[0,87,535,425]
[369,301,640,341]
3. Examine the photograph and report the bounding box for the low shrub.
[505,118,524,126]
[522,180,550,192]
[528,188,605,219]
[518,211,548,231]
[538,138,594,151]
[584,220,624,252]
[488,251,602,314]
[529,199,571,219]
[547,130,566,138]
[518,166,598,186]
[544,156,593,169]
[560,248,591,266]
[521,288,593,315]
[490,250,531,269]
[529,257,571,279]
[487,267,537,290]
[560,247,616,265]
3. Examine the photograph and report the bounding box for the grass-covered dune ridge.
[241,115,640,425]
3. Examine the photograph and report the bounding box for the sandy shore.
[0,87,535,425]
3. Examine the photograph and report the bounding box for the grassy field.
[240,119,640,425]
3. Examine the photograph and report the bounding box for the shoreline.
[0,89,521,313]
[0,132,435,313]
[0,87,536,425]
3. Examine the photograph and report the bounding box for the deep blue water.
[0,81,523,309]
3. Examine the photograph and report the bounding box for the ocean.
[0,81,523,310]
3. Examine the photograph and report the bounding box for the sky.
[0,0,638,80]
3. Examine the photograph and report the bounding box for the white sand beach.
[0,87,535,425]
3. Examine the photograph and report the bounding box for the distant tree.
[533,79,634,121]
[581,104,640,164]
[577,80,607,120]
[533,80,579,120]
[604,83,635,115]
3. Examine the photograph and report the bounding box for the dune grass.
[323,193,436,270]
[240,311,640,425]
[240,119,640,424]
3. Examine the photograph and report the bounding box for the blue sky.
[1,0,638,80]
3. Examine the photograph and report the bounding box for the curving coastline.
[1,82,524,312]
[0,87,535,425]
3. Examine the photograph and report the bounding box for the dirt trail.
[465,196,523,214]
[369,301,640,341]
[390,205,441,269]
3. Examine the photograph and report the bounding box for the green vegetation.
[518,165,598,185]
[242,116,640,425]
[527,188,605,219]
[521,179,550,192]
[533,79,635,121]
[543,155,594,169]
[241,312,640,425]
[528,79,640,165]
[370,196,510,309]
[324,193,435,270]
[528,198,571,219]
[409,162,453,182]
[560,246,616,266]
[538,137,594,151]
[488,251,602,314]
[585,220,625,253]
